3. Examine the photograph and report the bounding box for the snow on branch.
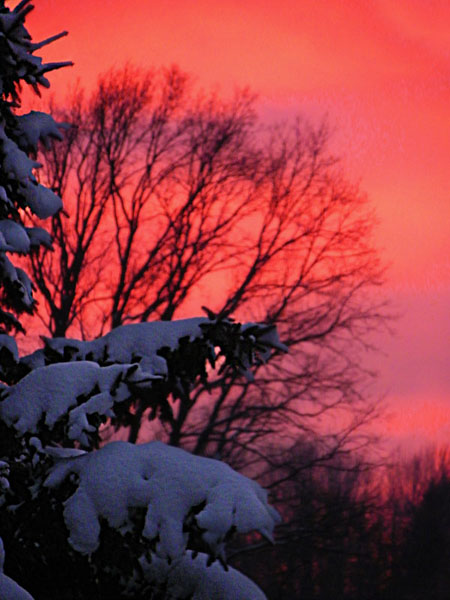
[44,441,281,560]
[0,361,159,446]
[15,111,68,152]
[128,550,267,599]
[0,1,73,100]
[0,538,34,599]
[27,316,287,377]
[0,0,71,340]
[2,317,286,445]
[38,317,212,374]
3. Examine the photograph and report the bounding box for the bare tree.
[29,65,261,336]
[26,64,387,469]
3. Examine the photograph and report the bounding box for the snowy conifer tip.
[0,0,71,340]
[0,0,73,102]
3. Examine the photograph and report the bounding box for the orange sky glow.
[19,0,450,453]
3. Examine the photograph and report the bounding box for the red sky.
[23,0,450,453]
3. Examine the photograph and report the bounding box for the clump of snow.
[25,227,53,250]
[24,181,63,219]
[9,317,287,442]
[0,254,34,309]
[43,317,210,376]
[44,441,281,558]
[17,350,45,372]
[15,111,65,151]
[40,317,286,379]
[131,551,268,600]
[0,220,30,253]
[15,268,34,306]
[242,323,288,355]
[0,361,159,445]
[42,446,86,459]
[0,187,10,205]
[0,124,62,220]
[0,254,17,283]
[0,461,9,494]
[0,128,40,182]
[0,335,18,364]
[0,538,35,600]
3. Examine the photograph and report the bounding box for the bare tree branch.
[25,64,389,479]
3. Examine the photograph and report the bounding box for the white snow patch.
[44,441,281,558]
[0,361,158,443]
[25,227,53,250]
[134,551,268,600]
[0,131,40,182]
[0,538,35,600]
[15,268,34,306]
[45,317,210,376]
[0,255,34,308]
[15,111,64,150]
[0,220,30,254]
[24,182,62,219]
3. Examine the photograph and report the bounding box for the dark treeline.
[229,445,450,600]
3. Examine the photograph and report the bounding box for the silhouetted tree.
[26,65,387,472]
[380,446,450,600]
[401,475,450,599]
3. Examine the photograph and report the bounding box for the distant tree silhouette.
[228,441,383,600]
[228,445,450,600]
[402,475,450,599]
[381,447,450,600]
